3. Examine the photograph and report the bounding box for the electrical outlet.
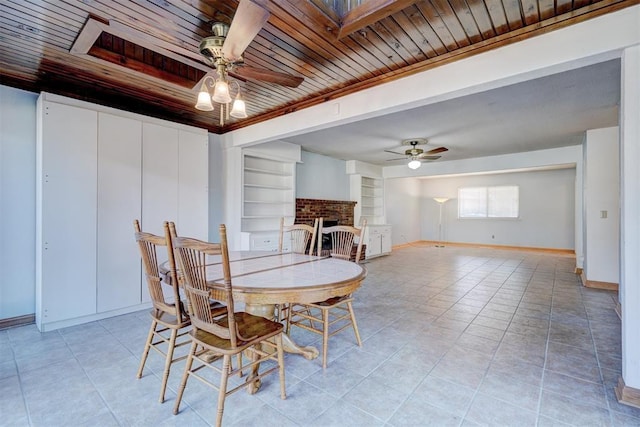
[492,235,495,239]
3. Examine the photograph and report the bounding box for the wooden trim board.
[616,377,640,409]
[418,240,575,256]
[580,271,619,291]
[0,314,35,330]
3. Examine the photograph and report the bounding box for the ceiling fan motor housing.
[199,35,225,59]
[406,148,424,156]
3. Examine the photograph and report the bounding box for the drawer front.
[251,234,279,251]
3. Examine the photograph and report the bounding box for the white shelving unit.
[223,142,301,251]
[242,155,295,233]
[350,174,386,226]
[346,160,391,258]
[360,176,384,223]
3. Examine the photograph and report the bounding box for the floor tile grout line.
[457,254,545,426]
[59,320,127,426]
[534,257,556,426]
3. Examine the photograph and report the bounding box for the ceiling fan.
[194,0,304,124]
[385,138,448,169]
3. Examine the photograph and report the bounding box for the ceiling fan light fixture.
[195,83,214,111]
[212,78,232,104]
[408,159,421,169]
[230,92,247,118]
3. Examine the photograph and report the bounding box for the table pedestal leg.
[244,303,319,359]
[243,303,319,394]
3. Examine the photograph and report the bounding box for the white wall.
[417,168,576,249]
[296,150,350,200]
[208,134,224,241]
[385,177,422,245]
[584,127,620,283]
[0,86,37,318]
[620,44,640,391]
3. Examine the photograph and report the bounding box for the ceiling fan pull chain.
[220,104,224,126]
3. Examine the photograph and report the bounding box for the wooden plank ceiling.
[0,0,635,134]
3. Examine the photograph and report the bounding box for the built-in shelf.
[245,167,291,176]
[244,183,293,190]
[242,154,295,235]
[360,176,384,222]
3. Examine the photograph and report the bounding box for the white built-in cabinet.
[346,160,391,258]
[37,102,99,325]
[242,154,295,233]
[223,141,300,251]
[363,225,393,258]
[97,113,142,312]
[36,93,208,331]
[359,176,384,224]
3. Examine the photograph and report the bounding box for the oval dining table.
[163,251,367,393]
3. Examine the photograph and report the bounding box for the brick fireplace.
[295,198,357,226]
[295,198,364,261]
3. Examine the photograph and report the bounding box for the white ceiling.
[280,59,621,166]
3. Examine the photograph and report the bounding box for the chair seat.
[308,295,353,308]
[151,301,226,329]
[191,312,284,353]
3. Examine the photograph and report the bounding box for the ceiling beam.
[336,0,418,40]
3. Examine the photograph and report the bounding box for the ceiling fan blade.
[222,0,270,62]
[384,150,404,155]
[230,65,303,88]
[385,157,408,161]
[416,155,441,160]
[425,146,448,155]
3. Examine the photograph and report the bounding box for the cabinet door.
[366,228,382,257]
[142,123,179,302]
[142,123,179,234]
[97,113,142,312]
[178,130,208,240]
[39,102,98,324]
[381,228,392,254]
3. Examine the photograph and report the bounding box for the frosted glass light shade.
[212,80,232,103]
[195,86,214,111]
[407,159,421,169]
[230,94,247,118]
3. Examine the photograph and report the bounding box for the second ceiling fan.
[385,138,449,169]
[194,0,304,124]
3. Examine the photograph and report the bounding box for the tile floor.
[2,244,640,426]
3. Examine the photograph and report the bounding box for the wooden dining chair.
[286,218,367,368]
[276,217,319,321]
[172,224,286,427]
[278,217,319,255]
[134,220,204,403]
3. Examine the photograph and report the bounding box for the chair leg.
[276,334,286,400]
[216,355,231,427]
[159,327,178,403]
[285,304,293,334]
[136,319,157,379]
[346,301,362,346]
[322,308,329,369]
[173,341,196,415]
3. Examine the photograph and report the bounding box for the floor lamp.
[433,197,449,247]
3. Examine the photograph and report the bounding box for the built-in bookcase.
[242,154,295,233]
[360,176,384,222]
